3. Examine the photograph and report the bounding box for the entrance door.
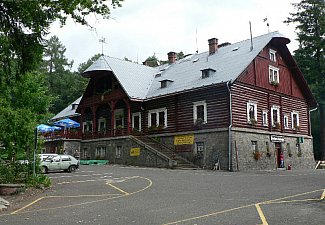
[275,143,284,168]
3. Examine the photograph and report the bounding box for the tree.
[77,53,102,73]
[285,0,325,159]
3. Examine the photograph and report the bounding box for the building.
[49,32,317,170]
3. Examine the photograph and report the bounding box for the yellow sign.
[174,134,194,145]
[130,147,140,156]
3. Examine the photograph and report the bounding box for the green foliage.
[77,53,102,73]
[285,0,325,159]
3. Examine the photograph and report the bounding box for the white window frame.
[246,101,257,123]
[114,109,124,129]
[132,112,142,131]
[269,49,277,62]
[96,146,106,158]
[193,101,208,124]
[262,110,268,127]
[283,114,289,129]
[98,117,106,132]
[291,111,300,130]
[269,65,280,84]
[271,105,280,127]
[83,121,93,133]
[148,108,167,128]
[116,146,122,158]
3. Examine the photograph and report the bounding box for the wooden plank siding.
[141,84,230,134]
[231,83,310,136]
[238,44,304,99]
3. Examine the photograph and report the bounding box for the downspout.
[309,105,318,136]
[227,81,233,171]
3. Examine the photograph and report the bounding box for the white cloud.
[49,0,300,71]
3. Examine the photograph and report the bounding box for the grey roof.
[51,96,82,121]
[83,32,288,100]
[84,56,157,100]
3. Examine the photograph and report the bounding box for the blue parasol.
[53,118,80,128]
[37,124,61,133]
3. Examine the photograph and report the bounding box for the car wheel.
[68,165,76,173]
[41,166,48,174]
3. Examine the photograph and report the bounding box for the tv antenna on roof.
[99,37,107,55]
[263,17,270,33]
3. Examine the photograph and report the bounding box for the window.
[195,142,205,155]
[246,102,257,123]
[291,111,300,130]
[283,115,289,129]
[160,80,173,88]
[262,110,268,126]
[61,156,71,162]
[271,105,280,127]
[148,108,167,128]
[251,141,258,152]
[82,148,88,159]
[116,146,122,158]
[83,121,93,133]
[269,65,280,85]
[193,101,207,124]
[269,49,277,62]
[96,146,106,159]
[98,118,106,132]
[201,68,216,79]
[132,112,141,131]
[114,109,124,128]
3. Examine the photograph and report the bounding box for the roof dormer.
[160,79,173,88]
[201,68,216,79]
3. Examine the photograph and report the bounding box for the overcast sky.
[50,0,300,71]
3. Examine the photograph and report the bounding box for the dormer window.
[269,49,277,62]
[160,79,173,88]
[71,103,78,110]
[201,68,216,79]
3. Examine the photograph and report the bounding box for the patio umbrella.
[53,118,80,128]
[37,124,61,133]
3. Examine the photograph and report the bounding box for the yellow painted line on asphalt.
[255,204,269,225]
[11,196,45,215]
[264,198,320,205]
[163,188,325,225]
[320,189,325,200]
[107,182,129,195]
[6,176,152,215]
[162,203,256,225]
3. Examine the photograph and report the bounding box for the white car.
[41,155,79,173]
[38,153,58,161]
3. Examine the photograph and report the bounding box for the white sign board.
[270,135,284,143]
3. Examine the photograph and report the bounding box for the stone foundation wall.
[231,129,314,171]
[81,138,170,168]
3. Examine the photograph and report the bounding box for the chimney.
[208,38,218,55]
[167,52,176,64]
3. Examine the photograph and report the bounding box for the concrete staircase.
[132,135,197,169]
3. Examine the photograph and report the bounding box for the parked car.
[40,155,79,173]
[38,153,58,161]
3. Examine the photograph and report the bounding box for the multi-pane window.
[114,109,124,128]
[269,65,280,84]
[83,121,93,133]
[148,108,167,128]
[116,146,122,158]
[271,105,280,127]
[262,110,268,126]
[82,148,88,159]
[96,146,106,159]
[193,101,207,124]
[132,112,141,131]
[246,102,257,123]
[98,118,106,132]
[291,112,300,130]
[284,115,289,129]
[269,49,277,62]
[195,142,205,155]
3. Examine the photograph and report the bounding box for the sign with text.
[130,147,140,156]
[174,134,194,145]
[270,135,284,143]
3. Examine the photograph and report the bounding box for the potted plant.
[273,122,280,129]
[115,125,123,135]
[254,151,261,160]
[270,81,279,86]
[250,118,257,126]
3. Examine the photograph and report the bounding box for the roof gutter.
[227,81,233,171]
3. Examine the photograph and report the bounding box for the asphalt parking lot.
[1,165,325,225]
